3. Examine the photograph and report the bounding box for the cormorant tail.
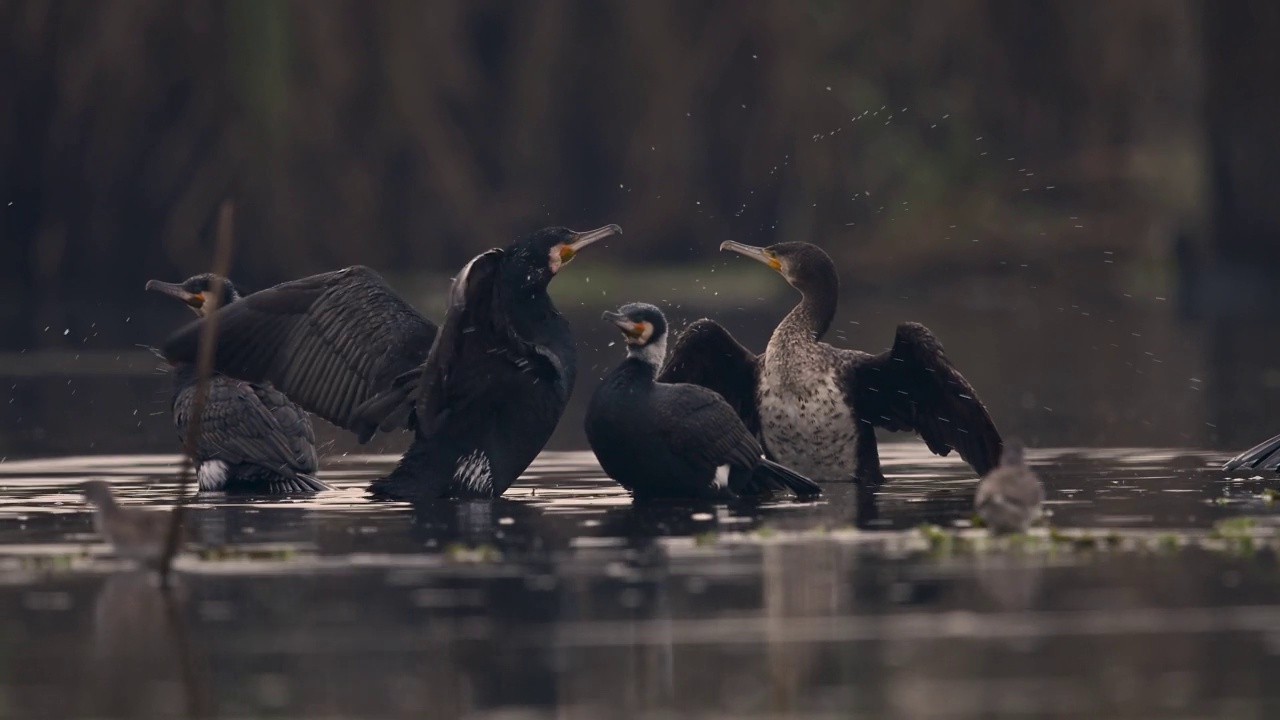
[756,459,822,497]
[253,473,331,494]
[293,473,332,493]
[1224,432,1280,472]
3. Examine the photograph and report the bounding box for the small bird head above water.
[145,273,241,317]
[508,225,622,289]
[1000,438,1026,466]
[720,241,838,296]
[602,303,668,347]
[81,479,118,510]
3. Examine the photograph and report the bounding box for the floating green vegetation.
[443,543,501,563]
[198,545,298,562]
[1263,489,1279,505]
[1209,517,1260,556]
[15,554,82,571]
[693,531,719,547]
[1211,516,1257,539]
[691,519,1280,560]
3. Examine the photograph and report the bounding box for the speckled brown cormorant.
[974,438,1043,534]
[585,303,821,501]
[147,274,326,494]
[161,225,622,501]
[1223,433,1280,474]
[659,241,1002,486]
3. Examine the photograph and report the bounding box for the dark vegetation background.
[0,0,1276,457]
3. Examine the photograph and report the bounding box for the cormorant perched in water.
[585,303,822,501]
[1223,433,1280,474]
[147,275,327,494]
[974,438,1043,534]
[161,225,622,501]
[659,241,1002,486]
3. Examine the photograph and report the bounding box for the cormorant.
[974,438,1043,534]
[161,225,622,501]
[81,480,179,568]
[147,274,327,493]
[585,303,822,501]
[659,241,1002,486]
[1223,433,1280,474]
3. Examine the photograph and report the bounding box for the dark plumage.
[659,241,1002,486]
[1223,433,1280,474]
[161,225,622,500]
[147,275,327,494]
[974,439,1043,534]
[585,303,821,501]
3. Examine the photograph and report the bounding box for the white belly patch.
[758,369,858,481]
[198,460,229,491]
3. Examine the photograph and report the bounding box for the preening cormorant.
[974,439,1043,534]
[585,303,822,501]
[659,241,1002,486]
[146,275,327,494]
[1223,433,1280,474]
[161,225,622,500]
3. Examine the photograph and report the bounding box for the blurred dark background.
[1,0,1277,459]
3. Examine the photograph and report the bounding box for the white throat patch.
[628,334,668,371]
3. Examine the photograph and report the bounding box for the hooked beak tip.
[146,280,203,308]
[568,224,623,252]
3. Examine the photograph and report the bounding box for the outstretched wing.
[652,384,761,470]
[657,319,761,436]
[849,323,1002,476]
[162,266,437,442]
[1224,432,1280,473]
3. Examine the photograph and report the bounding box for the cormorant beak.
[560,224,623,264]
[720,241,782,271]
[602,310,646,340]
[146,280,204,309]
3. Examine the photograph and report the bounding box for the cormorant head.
[1000,438,1025,466]
[719,241,839,297]
[506,225,622,289]
[602,302,669,369]
[81,480,117,510]
[145,274,241,317]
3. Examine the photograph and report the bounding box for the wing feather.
[162,266,437,441]
[849,323,1002,475]
[657,319,761,436]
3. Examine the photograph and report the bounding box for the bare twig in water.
[158,201,236,585]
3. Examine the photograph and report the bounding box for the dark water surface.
[0,447,1277,718]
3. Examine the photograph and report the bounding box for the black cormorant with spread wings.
[146,274,326,493]
[161,225,621,500]
[585,303,821,501]
[658,241,1002,486]
[1223,433,1280,474]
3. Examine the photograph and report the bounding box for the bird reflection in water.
[89,571,209,718]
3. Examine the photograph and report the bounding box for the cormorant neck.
[780,283,837,342]
[504,284,560,340]
[624,335,668,374]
